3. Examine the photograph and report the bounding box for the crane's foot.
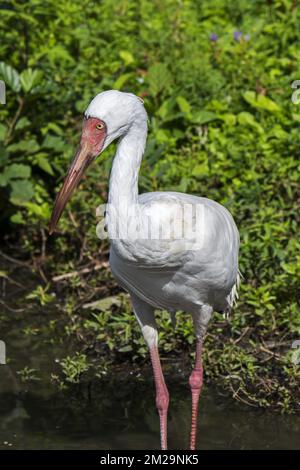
[189,341,203,450]
[150,346,169,450]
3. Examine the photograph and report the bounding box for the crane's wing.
[109,191,239,270]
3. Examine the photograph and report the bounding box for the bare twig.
[258,345,281,359]
[0,300,27,313]
[0,251,31,267]
[79,236,87,262]
[52,261,109,282]
[233,326,251,345]
[40,228,47,260]
[35,264,48,284]
[0,273,24,289]
[228,381,258,408]
[68,209,79,230]
[5,96,25,144]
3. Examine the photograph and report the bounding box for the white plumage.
[86,91,240,340]
[51,90,240,450]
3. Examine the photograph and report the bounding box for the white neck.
[108,120,147,215]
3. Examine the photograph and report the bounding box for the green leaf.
[0,123,7,141]
[243,91,280,112]
[113,73,132,89]
[178,176,189,192]
[41,122,63,135]
[15,117,30,130]
[0,143,9,167]
[220,113,236,126]
[10,212,25,224]
[20,68,42,93]
[292,113,300,122]
[157,98,175,120]
[47,45,75,66]
[4,163,31,179]
[8,139,39,154]
[176,96,191,115]
[10,179,34,203]
[33,153,54,175]
[147,63,172,97]
[118,345,133,353]
[23,201,51,220]
[0,62,20,92]
[192,110,218,124]
[119,50,134,65]
[192,163,209,177]
[0,173,8,187]
[42,135,66,151]
[237,112,264,133]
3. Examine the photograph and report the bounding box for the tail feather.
[224,269,242,318]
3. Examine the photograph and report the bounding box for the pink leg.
[189,340,203,450]
[149,346,169,450]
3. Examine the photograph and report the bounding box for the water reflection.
[0,365,299,450]
[0,294,299,450]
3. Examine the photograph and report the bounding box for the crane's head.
[49,90,146,234]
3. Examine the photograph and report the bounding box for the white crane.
[49,90,240,450]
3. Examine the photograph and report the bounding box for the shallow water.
[0,270,299,450]
[0,319,299,450]
[0,367,300,450]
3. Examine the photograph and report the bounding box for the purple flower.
[244,33,251,41]
[233,31,243,41]
[210,33,218,42]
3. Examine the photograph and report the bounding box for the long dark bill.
[49,143,93,234]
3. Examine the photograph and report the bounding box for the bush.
[0,0,299,410]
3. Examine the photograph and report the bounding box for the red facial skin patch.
[81,117,107,156]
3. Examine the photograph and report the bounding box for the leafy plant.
[17,367,40,383]
[0,0,299,410]
[59,353,90,384]
[26,284,55,306]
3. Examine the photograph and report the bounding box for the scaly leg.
[189,340,203,450]
[149,346,169,450]
[130,294,169,449]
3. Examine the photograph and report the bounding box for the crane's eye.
[96,123,104,130]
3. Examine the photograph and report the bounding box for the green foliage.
[17,367,40,383]
[26,284,55,306]
[0,0,299,409]
[59,353,90,384]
